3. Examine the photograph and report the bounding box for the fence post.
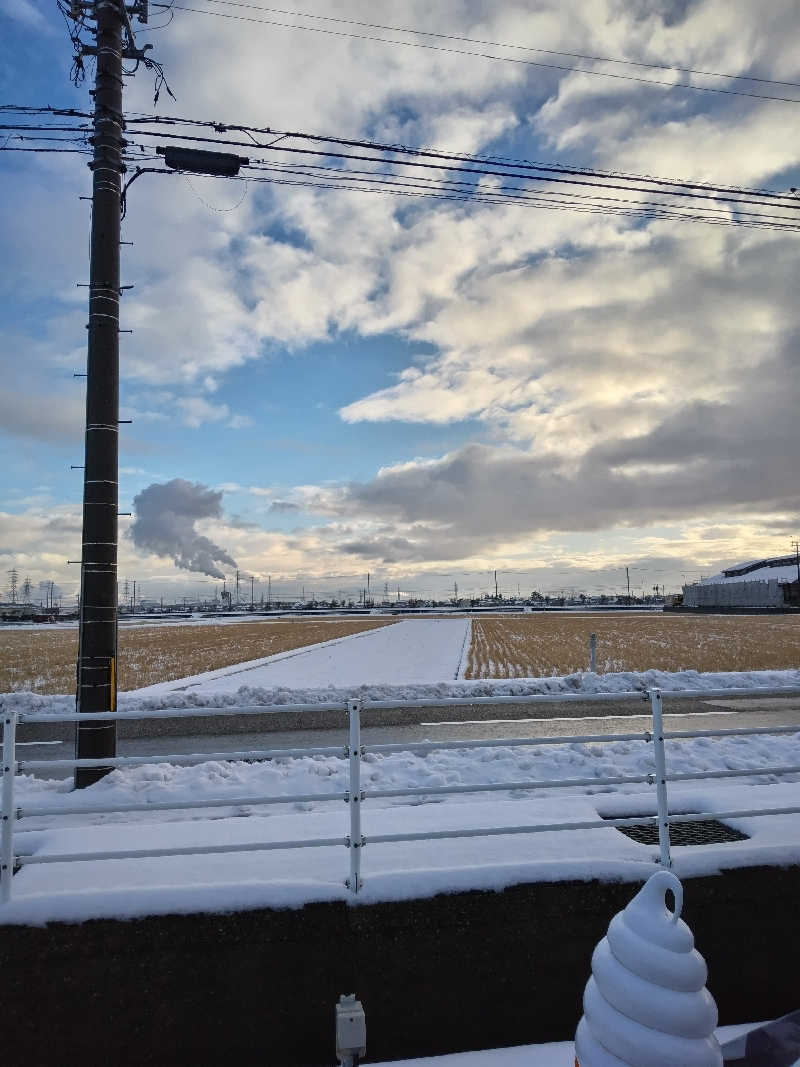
[649,688,672,869]
[1,710,17,904]
[589,633,597,673]
[346,699,363,894]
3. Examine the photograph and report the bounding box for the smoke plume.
[131,479,237,579]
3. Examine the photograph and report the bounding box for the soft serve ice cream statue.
[575,870,723,1067]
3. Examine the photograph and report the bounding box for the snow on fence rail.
[3,686,800,903]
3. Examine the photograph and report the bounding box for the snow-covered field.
[130,618,471,696]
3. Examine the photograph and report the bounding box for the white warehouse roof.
[699,555,799,586]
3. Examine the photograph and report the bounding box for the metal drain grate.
[606,817,749,846]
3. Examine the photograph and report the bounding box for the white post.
[347,699,363,894]
[649,688,672,869]
[1,710,17,904]
[589,632,597,673]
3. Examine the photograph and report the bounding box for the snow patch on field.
[455,619,472,680]
[127,618,470,696]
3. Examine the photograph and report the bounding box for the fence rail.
[3,685,800,904]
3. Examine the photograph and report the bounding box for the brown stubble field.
[465,614,800,678]
[0,618,396,695]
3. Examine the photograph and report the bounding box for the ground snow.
[3,623,800,924]
[369,1024,764,1067]
[5,666,800,720]
[128,618,470,696]
[5,730,800,924]
[16,730,800,817]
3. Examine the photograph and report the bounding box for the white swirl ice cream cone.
[574,870,722,1067]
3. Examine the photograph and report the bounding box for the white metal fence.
[3,685,800,903]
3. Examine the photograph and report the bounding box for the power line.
[8,106,800,204]
[6,109,798,230]
[124,126,800,217]
[122,112,800,203]
[237,160,800,227]
[0,145,93,154]
[155,0,800,92]
[165,1,800,105]
[122,163,800,233]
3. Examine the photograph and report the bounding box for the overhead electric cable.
[165,1,800,104]
[126,127,800,214]
[0,105,94,118]
[238,158,800,225]
[124,111,800,201]
[0,145,93,154]
[123,142,792,226]
[124,159,800,232]
[9,105,797,203]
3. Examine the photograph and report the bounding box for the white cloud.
[4,0,800,586]
[2,0,49,28]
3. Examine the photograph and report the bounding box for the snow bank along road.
[130,618,471,696]
[6,718,800,924]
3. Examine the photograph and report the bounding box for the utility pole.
[626,566,631,604]
[268,574,271,608]
[494,570,499,599]
[73,0,150,787]
[792,540,800,586]
[74,0,125,786]
[250,575,254,610]
[235,569,240,606]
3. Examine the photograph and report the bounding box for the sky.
[1,0,799,605]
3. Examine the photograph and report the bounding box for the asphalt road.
[20,695,800,780]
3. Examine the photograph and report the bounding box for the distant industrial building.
[682,555,800,610]
[0,602,61,623]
